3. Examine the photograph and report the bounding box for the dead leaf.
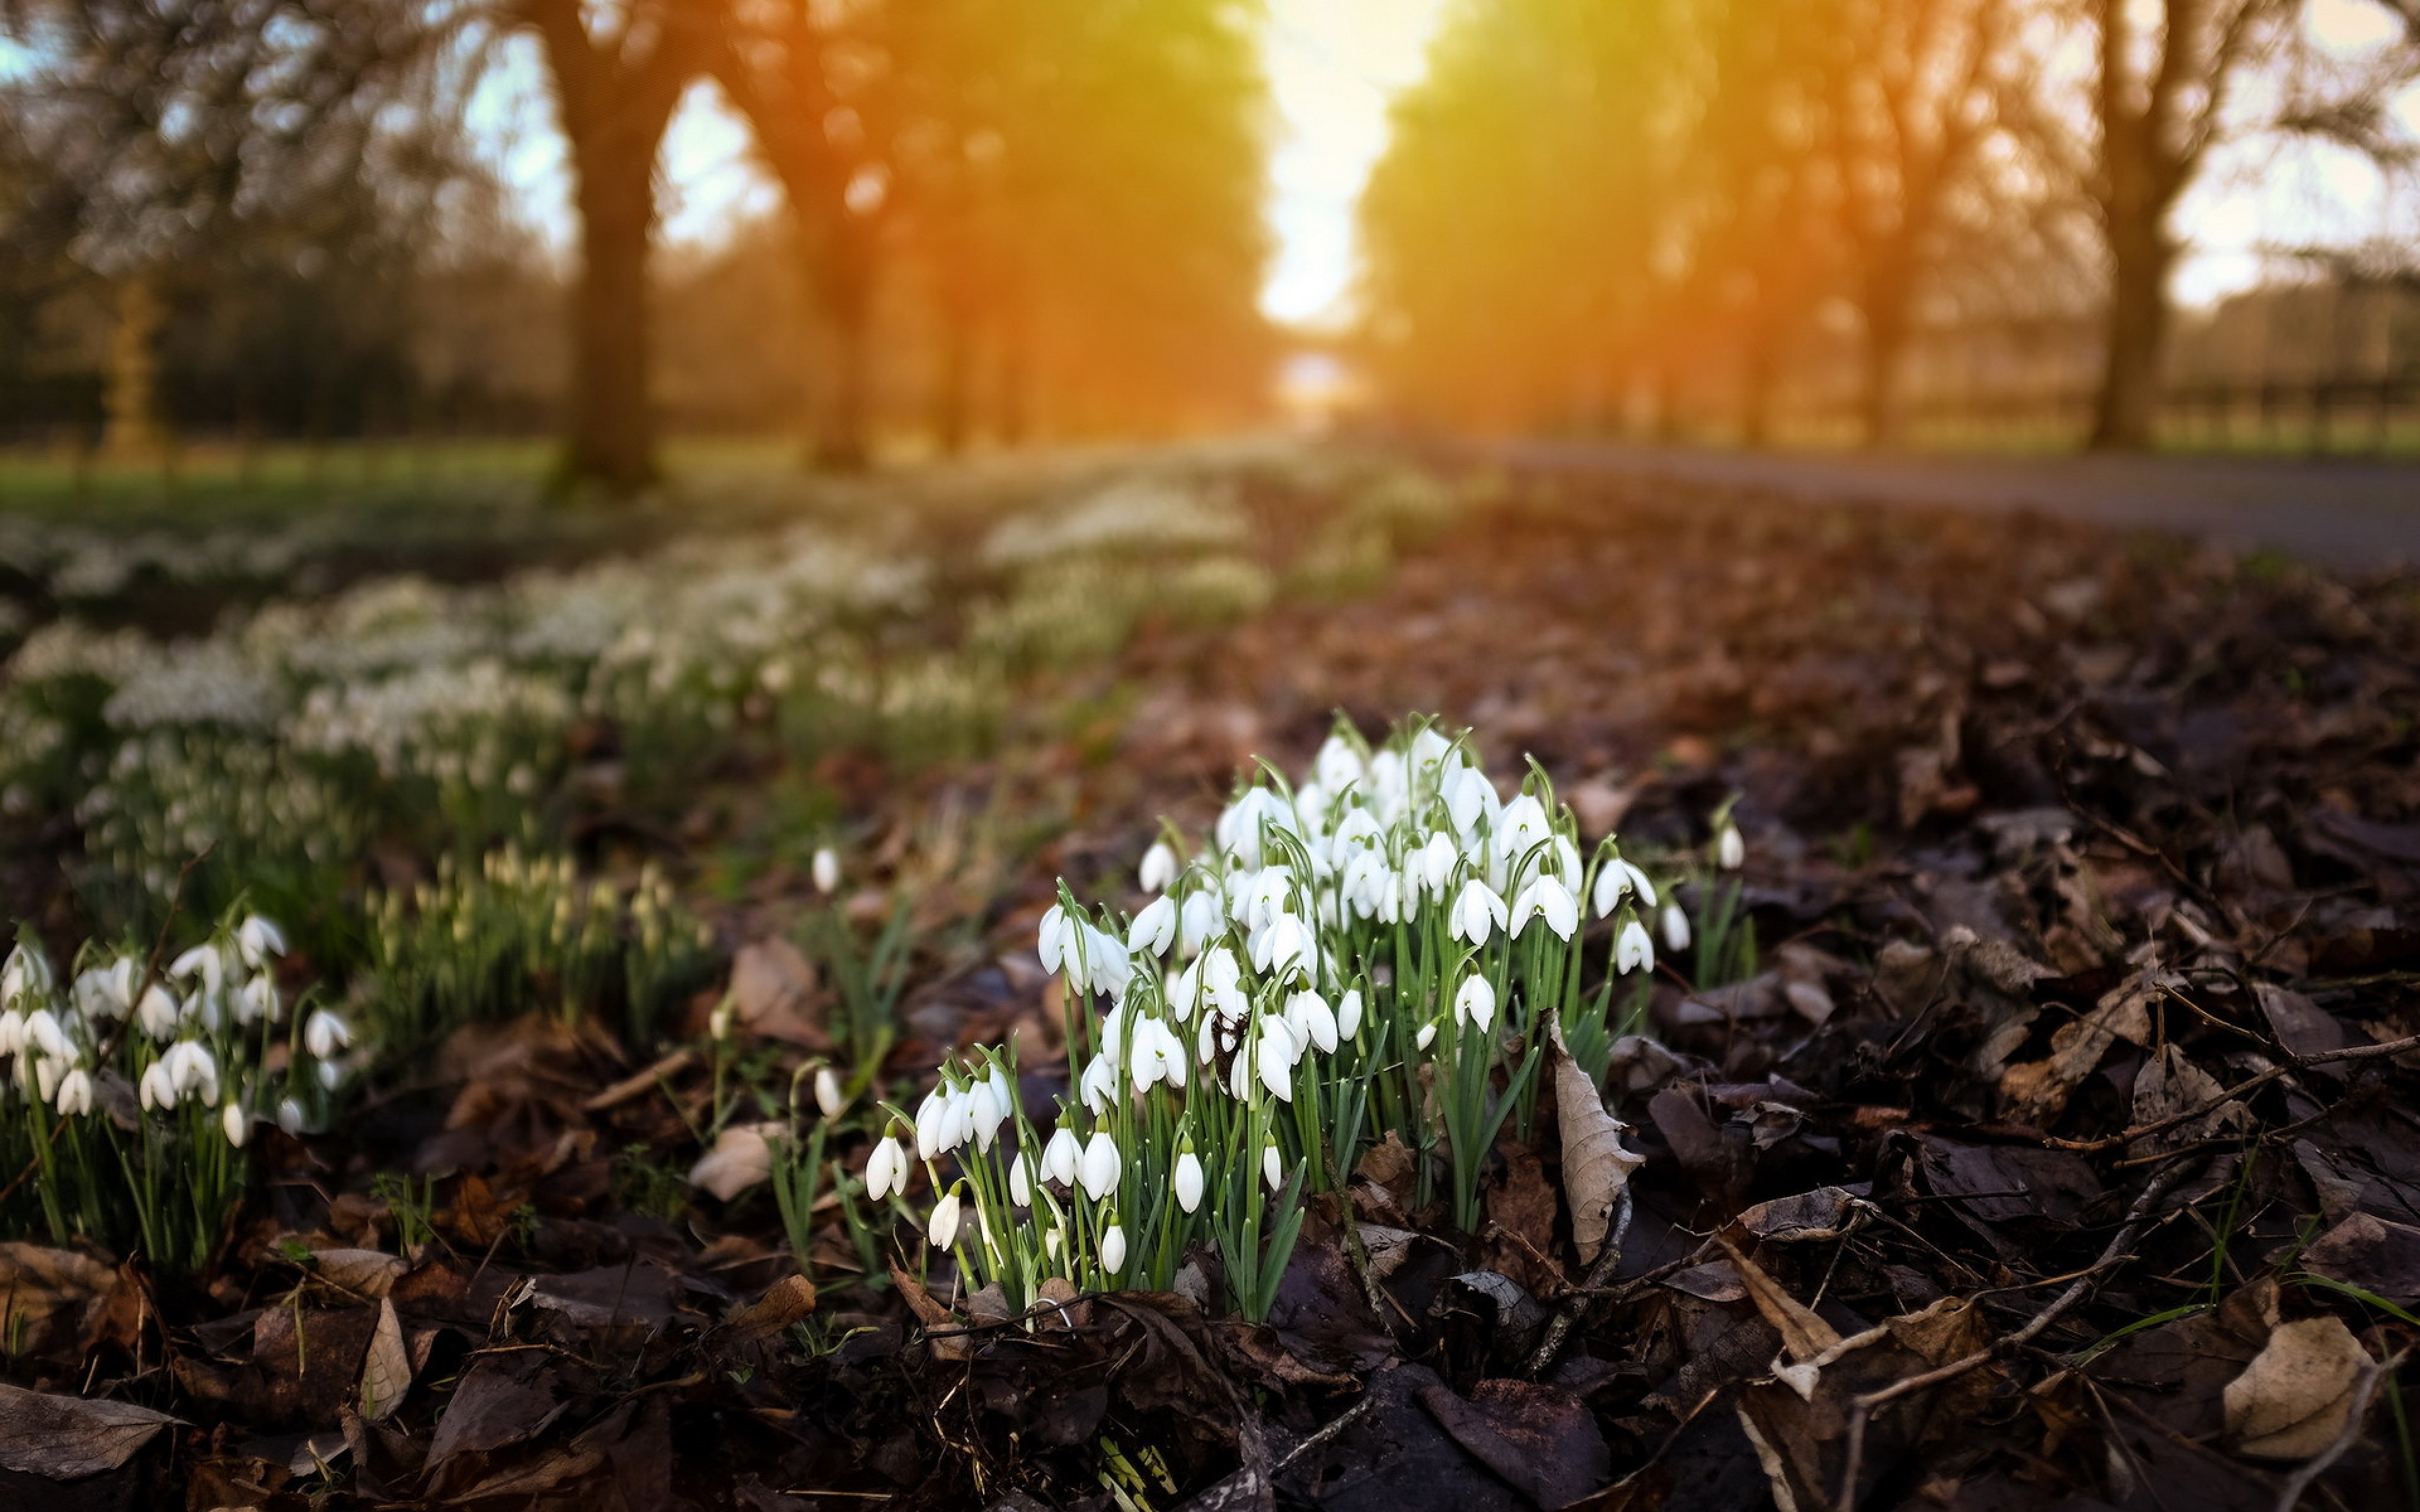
[1550,1019,1644,1266]
[0,1243,122,1359]
[1716,1239,1841,1364]
[1998,968,2161,1121]
[2129,1044,2248,1154]
[1418,1378,1610,1507]
[0,1382,180,1477]
[718,1273,819,1345]
[358,1298,410,1421]
[311,1247,408,1300]
[688,1121,781,1200]
[2224,1315,2371,1459]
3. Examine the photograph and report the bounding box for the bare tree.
[514,0,718,493]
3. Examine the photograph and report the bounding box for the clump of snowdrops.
[360,845,720,1052]
[0,910,355,1272]
[864,718,1675,1322]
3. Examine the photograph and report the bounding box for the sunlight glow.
[1258,0,1450,328]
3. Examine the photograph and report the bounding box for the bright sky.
[1257,0,1453,326]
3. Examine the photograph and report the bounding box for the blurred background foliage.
[0,0,2416,488]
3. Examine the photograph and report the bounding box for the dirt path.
[1485,440,2420,573]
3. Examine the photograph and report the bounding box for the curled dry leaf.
[1716,1237,1842,1365]
[0,1382,180,1479]
[1550,1019,1644,1266]
[357,1297,410,1421]
[2224,1315,2373,1460]
[688,1121,782,1201]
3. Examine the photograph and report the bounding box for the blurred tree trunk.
[1857,260,1913,449]
[103,273,163,459]
[807,224,875,470]
[518,0,708,496]
[2083,0,2286,451]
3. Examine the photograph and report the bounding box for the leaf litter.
[3,462,2419,1509]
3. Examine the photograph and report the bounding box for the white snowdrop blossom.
[867,1136,907,1201]
[812,847,842,895]
[1079,1130,1122,1201]
[815,1067,847,1120]
[1100,1223,1128,1275]
[303,1009,350,1060]
[1617,918,1656,976]
[928,1188,963,1249]
[1717,823,1745,871]
[1662,902,1692,953]
[1138,842,1179,894]
[1455,975,1498,1034]
[1128,896,1177,958]
[1448,879,1509,947]
[1511,875,1580,941]
[1175,1150,1205,1213]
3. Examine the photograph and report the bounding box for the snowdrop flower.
[914,1087,950,1160]
[1138,841,1178,894]
[1009,1153,1034,1207]
[970,1075,1010,1152]
[1617,918,1656,976]
[34,1055,69,1103]
[1662,902,1692,953]
[814,1067,847,1120]
[1080,1130,1122,1201]
[1418,832,1458,898]
[0,1008,20,1055]
[233,973,279,1027]
[1037,904,1073,975]
[1245,868,1295,931]
[1132,1018,1187,1092]
[1203,948,1249,1023]
[1511,876,1580,941]
[1166,958,1202,1021]
[164,1041,219,1104]
[1252,912,1312,978]
[1216,788,1290,868]
[866,1135,907,1201]
[168,942,222,995]
[1080,1053,1119,1114]
[136,984,179,1041]
[1178,891,1223,956]
[74,958,135,1022]
[236,915,286,970]
[1285,989,1338,1055]
[318,1059,343,1091]
[1592,857,1657,917]
[1495,793,1553,869]
[1314,732,1364,794]
[55,1068,93,1118]
[709,997,736,1040]
[1042,1125,1081,1186]
[277,1097,307,1137]
[812,847,841,895]
[1255,1016,1297,1101]
[1415,1020,1438,1052]
[1448,879,1508,947]
[1328,807,1383,868]
[21,1008,67,1062]
[1341,850,1391,920]
[1262,1141,1284,1193]
[303,1009,350,1061]
[222,1102,250,1147]
[1717,823,1745,871]
[1446,767,1497,835]
[1128,896,1177,958]
[1084,925,1133,1001]
[1175,1149,1205,1213]
[946,1084,978,1151]
[138,1060,176,1111]
[3,941,55,1002]
[1337,988,1364,1040]
[1455,975,1497,1034]
[928,1188,963,1250]
[1100,1223,1128,1275]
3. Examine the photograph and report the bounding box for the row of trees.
[1359,0,2420,449]
[2,0,1274,491]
